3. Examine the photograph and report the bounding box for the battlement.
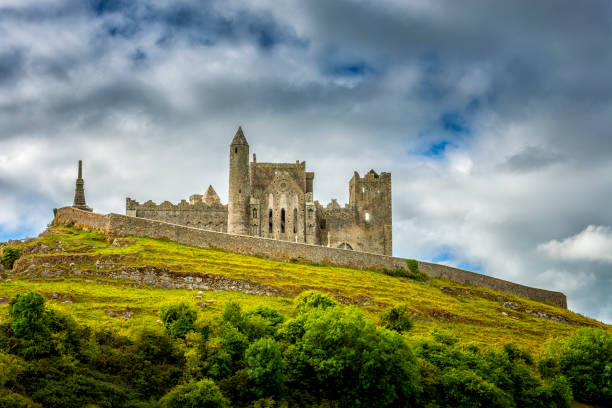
[54,206,568,309]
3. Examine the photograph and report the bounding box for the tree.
[159,378,229,408]
[159,303,198,339]
[294,291,338,314]
[8,293,51,358]
[380,305,413,333]
[1,247,20,270]
[559,328,612,405]
[283,306,420,407]
[246,338,283,397]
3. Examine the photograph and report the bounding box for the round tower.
[228,126,250,235]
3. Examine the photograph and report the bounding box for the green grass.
[1,225,609,353]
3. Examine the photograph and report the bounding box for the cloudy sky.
[1,0,611,322]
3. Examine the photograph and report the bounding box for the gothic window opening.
[252,208,257,218]
[320,219,326,229]
[338,242,353,250]
[293,208,298,234]
[365,212,370,222]
[269,209,273,233]
[281,208,286,233]
[235,147,238,154]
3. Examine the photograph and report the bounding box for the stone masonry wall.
[54,207,567,308]
[418,261,567,309]
[54,208,110,231]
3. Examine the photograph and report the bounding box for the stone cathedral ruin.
[63,129,567,308]
[126,127,393,255]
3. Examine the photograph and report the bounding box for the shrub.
[550,375,573,408]
[218,324,249,364]
[159,378,229,408]
[8,293,51,358]
[221,301,245,330]
[380,305,413,333]
[1,247,20,270]
[246,338,283,397]
[52,208,57,218]
[159,303,198,339]
[406,259,418,273]
[243,307,285,340]
[294,291,338,314]
[440,368,511,408]
[558,328,612,405]
[382,267,428,282]
[284,306,420,407]
[0,390,41,408]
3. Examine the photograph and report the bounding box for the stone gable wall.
[54,207,567,308]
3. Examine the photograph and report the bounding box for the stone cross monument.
[72,160,92,212]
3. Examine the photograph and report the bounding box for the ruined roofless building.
[72,160,92,212]
[126,127,392,255]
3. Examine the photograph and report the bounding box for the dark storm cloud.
[0,48,23,85]
[503,147,564,173]
[88,0,304,49]
[1,0,611,322]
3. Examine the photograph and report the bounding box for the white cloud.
[538,225,612,263]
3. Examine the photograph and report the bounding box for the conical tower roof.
[202,185,221,205]
[231,126,248,146]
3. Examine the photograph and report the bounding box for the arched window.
[280,208,286,233]
[268,209,273,233]
[252,208,257,218]
[365,212,370,222]
[235,147,238,154]
[293,208,298,234]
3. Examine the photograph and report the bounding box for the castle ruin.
[126,127,393,255]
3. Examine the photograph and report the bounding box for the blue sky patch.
[440,112,470,134]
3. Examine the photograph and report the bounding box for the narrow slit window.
[280,208,286,233]
[268,209,273,233]
[252,208,257,218]
[365,212,370,222]
[293,208,298,233]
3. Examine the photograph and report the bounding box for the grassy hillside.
[1,225,608,353]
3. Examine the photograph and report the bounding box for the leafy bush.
[294,291,338,314]
[221,301,245,330]
[159,378,229,408]
[406,258,419,273]
[1,247,20,270]
[283,306,420,407]
[246,338,283,397]
[129,328,185,399]
[382,267,429,281]
[440,368,510,408]
[8,293,51,359]
[380,305,413,333]
[550,375,573,408]
[0,390,41,408]
[159,303,198,339]
[218,324,249,364]
[558,328,612,405]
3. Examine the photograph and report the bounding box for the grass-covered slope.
[0,225,608,352]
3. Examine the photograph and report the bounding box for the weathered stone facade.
[126,127,393,255]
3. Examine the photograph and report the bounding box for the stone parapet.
[53,207,567,308]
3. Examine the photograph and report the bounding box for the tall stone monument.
[72,160,92,212]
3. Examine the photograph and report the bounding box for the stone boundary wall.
[54,207,567,308]
[54,208,110,231]
[418,261,567,309]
